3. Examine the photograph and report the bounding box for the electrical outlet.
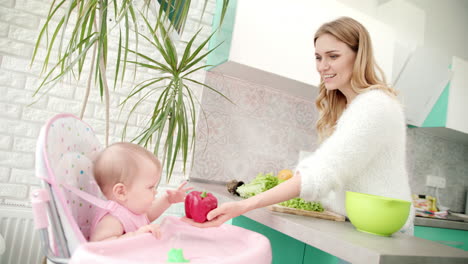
[426,175,446,188]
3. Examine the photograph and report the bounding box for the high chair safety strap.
[61,183,109,210]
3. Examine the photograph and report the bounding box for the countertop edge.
[415,216,468,231]
[189,180,468,264]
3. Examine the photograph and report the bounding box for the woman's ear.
[112,183,127,201]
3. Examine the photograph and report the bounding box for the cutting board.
[267,204,346,222]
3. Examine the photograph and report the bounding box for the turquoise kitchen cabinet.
[232,216,305,264]
[303,244,339,264]
[232,216,340,264]
[415,226,468,251]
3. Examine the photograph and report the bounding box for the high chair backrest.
[38,114,103,251]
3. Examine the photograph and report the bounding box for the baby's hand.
[136,223,161,239]
[166,181,193,204]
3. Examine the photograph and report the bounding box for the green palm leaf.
[31,0,233,182]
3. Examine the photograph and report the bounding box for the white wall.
[339,0,468,63]
[0,0,216,206]
[409,0,468,61]
[447,57,468,133]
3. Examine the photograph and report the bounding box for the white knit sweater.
[296,89,414,232]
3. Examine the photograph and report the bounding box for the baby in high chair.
[89,142,192,241]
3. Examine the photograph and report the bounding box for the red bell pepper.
[184,191,218,223]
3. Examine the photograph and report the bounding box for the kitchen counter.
[190,180,468,264]
[415,216,468,231]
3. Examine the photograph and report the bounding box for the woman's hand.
[182,174,302,228]
[166,181,193,204]
[182,201,248,228]
[136,223,162,239]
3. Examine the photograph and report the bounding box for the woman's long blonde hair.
[314,17,397,142]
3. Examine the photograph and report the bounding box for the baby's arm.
[89,214,125,241]
[146,193,171,222]
[147,181,193,222]
[89,214,161,241]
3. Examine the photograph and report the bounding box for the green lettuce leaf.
[279,197,324,212]
[237,172,279,198]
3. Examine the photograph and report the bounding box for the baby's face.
[124,160,161,215]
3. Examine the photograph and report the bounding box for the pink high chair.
[32,113,272,264]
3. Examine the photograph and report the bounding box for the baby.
[89,142,191,241]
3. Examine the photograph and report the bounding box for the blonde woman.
[185,17,414,234]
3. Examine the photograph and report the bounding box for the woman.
[185,16,414,233]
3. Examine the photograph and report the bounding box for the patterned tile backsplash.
[407,128,468,212]
[191,72,318,183]
[191,72,468,213]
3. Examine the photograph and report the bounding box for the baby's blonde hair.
[314,17,397,142]
[93,142,162,196]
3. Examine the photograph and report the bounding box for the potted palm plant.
[30,0,231,182]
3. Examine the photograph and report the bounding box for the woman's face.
[315,33,356,91]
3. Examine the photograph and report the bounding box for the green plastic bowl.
[345,191,411,236]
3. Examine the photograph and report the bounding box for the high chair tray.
[69,216,271,264]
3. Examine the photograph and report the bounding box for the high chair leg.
[44,184,70,258]
[32,189,70,263]
[39,229,69,264]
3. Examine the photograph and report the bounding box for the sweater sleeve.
[296,90,401,201]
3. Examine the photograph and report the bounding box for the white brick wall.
[0,0,216,205]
